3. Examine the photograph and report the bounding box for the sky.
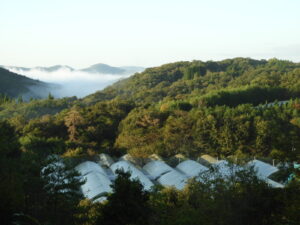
[0,0,300,68]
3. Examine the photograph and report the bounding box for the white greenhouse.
[73,156,285,200]
[110,160,154,190]
[75,161,108,176]
[247,160,279,178]
[265,178,284,188]
[79,171,113,201]
[75,161,113,202]
[143,160,173,180]
[176,160,208,178]
[157,170,188,190]
[214,160,242,178]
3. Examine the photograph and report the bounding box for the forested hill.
[1,58,300,160]
[83,58,300,106]
[0,67,53,100]
[2,58,300,224]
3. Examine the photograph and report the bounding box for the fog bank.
[6,67,131,98]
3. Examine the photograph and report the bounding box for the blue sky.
[1,0,299,68]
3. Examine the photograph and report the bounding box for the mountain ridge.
[3,63,145,75]
[0,67,57,100]
[82,57,300,105]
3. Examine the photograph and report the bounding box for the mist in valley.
[6,67,135,98]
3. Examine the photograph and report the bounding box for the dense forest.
[1,58,300,224]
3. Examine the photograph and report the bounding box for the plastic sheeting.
[157,170,188,190]
[143,160,173,180]
[247,160,278,178]
[75,161,112,201]
[246,160,282,188]
[176,160,208,178]
[75,157,284,199]
[214,160,242,178]
[265,178,284,188]
[110,161,154,191]
[75,161,107,176]
[143,160,189,189]
[79,171,113,200]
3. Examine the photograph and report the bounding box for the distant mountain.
[3,63,144,75]
[5,65,74,73]
[0,67,56,100]
[35,65,74,72]
[80,63,140,74]
[0,65,30,72]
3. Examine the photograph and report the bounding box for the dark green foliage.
[20,148,83,225]
[84,58,300,106]
[115,100,300,160]
[115,107,168,157]
[0,120,23,224]
[0,94,13,105]
[0,96,77,120]
[40,156,84,225]
[80,100,134,152]
[148,168,300,225]
[48,93,54,100]
[61,100,135,157]
[97,170,151,225]
[0,67,51,99]
[70,59,300,160]
[200,86,292,107]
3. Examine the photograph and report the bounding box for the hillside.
[84,58,300,106]
[1,58,300,160]
[1,58,300,225]
[0,67,54,100]
[35,65,74,72]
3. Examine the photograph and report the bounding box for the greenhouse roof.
[265,178,284,188]
[80,171,112,200]
[157,170,188,190]
[176,160,208,177]
[74,156,285,200]
[247,160,279,178]
[110,160,154,190]
[75,161,107,176]
[143,160,173,180]
[214,160,242,178]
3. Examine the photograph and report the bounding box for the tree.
[97,170,151,225]
[48,92,54,100]
[115,108,166,158]
[40,155,84,225]
[0,120,24,224]
[163,111,196,156]
[64,107,85,142]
